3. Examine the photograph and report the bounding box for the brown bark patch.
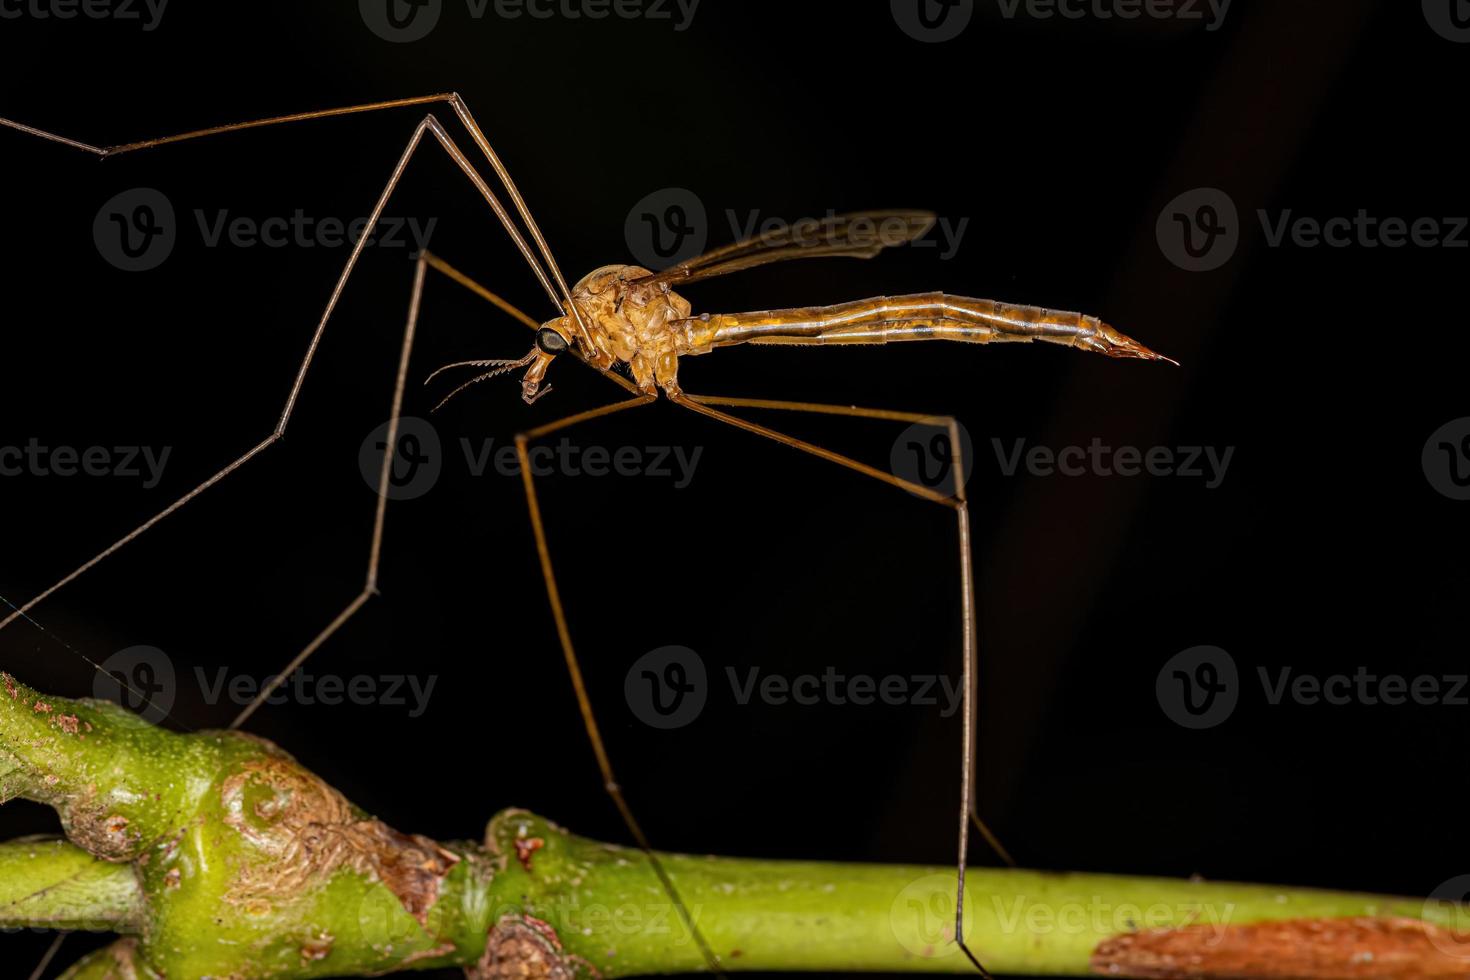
[220,758,456,923]
[515,836,546,873]
[300,934,334,962]
[62,793,138,861]
[469,915,599,980]
[1091,915,1470,978]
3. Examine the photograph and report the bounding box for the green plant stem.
[0,837,143,932]
[5,673,1468,979]
[475,810,1463,977]
[6,816,1463,978]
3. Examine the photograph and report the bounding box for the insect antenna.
[426,350,538,412]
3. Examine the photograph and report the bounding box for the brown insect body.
[549,264,699,394]
[548,260,1172,403]
[523,212,1174,404]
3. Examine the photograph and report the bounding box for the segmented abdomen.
[701,293,1097,347]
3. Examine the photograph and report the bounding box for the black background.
[0,2,1466,978]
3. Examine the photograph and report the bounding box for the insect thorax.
[569,265,704,392]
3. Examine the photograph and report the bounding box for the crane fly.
[0,93,1173,979]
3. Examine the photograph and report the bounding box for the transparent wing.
[634,209,936,286]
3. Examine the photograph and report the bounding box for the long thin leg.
[229,251,427,728]
[230,250,646,728]
[0,94,566,314]
[669,392,1012,976]
[0,93,595,346]
[27,934,65,980]
[514,398,725,974]
[0,115,543,637]
[672,395,1014,864]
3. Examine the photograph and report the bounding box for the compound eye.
[536,327,569,355]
